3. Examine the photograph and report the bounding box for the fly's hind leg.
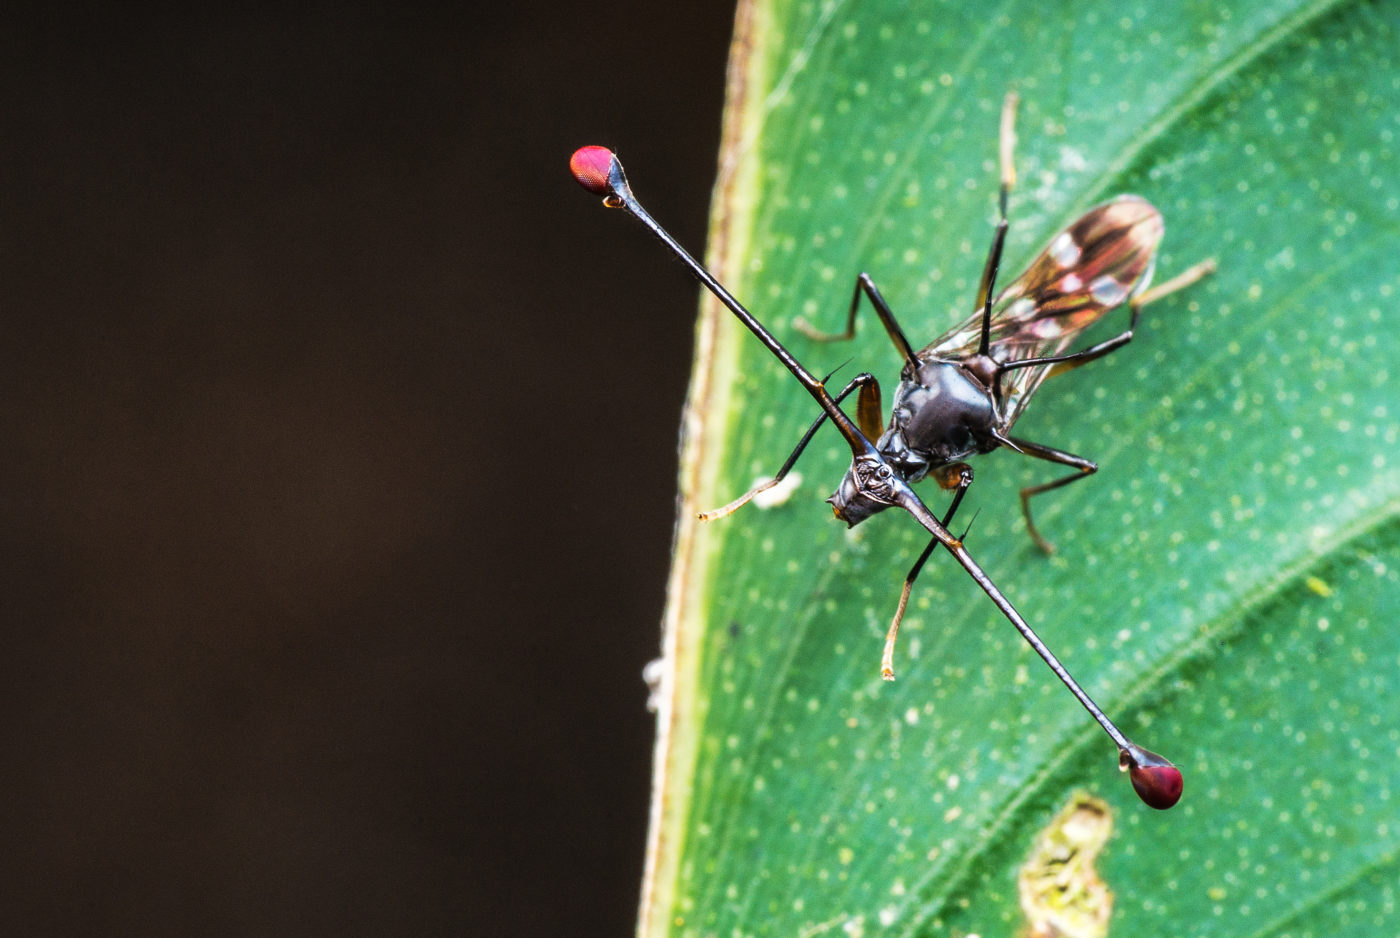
[997,259,1217,551]
[996,258,1219,382]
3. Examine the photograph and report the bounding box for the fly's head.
[879,360,1001,481]
[828,453,900,527]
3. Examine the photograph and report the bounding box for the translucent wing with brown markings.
[922,196,1165,428]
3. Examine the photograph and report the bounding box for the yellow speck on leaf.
[1018,793,1114,938]
[1305,575,1333,597]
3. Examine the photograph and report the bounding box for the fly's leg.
[881,462,973,680]
[997,259,1217,551]
[995,258,1218,380]
[698,372,882,521]
[973,90,1019,357]
[1004,437,1099,554]
[796,94,1024,373]
[792,272,919,369]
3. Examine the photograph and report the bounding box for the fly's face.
[827,454,899,527]
[879,360,999,481]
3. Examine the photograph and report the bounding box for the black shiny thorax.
[877,358,1002,483]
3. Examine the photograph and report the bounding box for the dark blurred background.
[0,6,731,934]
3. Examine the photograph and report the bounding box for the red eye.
[569,146,615,196]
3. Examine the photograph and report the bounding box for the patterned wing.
[923,196,1164,427]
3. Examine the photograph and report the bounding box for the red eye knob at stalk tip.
[1128,757,1184,810]
[570,146,617,196]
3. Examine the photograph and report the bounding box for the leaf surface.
[645,1,1400,934]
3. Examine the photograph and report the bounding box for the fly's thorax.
[881,359,1000,478]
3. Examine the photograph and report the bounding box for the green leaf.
[642,0,1400,935]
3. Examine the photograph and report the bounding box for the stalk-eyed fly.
[570,92,1212,809]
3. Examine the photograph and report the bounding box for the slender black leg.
[1004,435,1099,554]
[997,258,1218,379]
[974,91,1019,357]
[974,218,1009,358]
[996,258,1220,548]
[997,329,1134,378]
[698,372,880,521]
[880,463,974,680]
[996,289,1146,378]
[793,272,919,369]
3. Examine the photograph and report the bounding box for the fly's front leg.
[698,372,882,521]
[793,273,919,369]
[881,461,973,680]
